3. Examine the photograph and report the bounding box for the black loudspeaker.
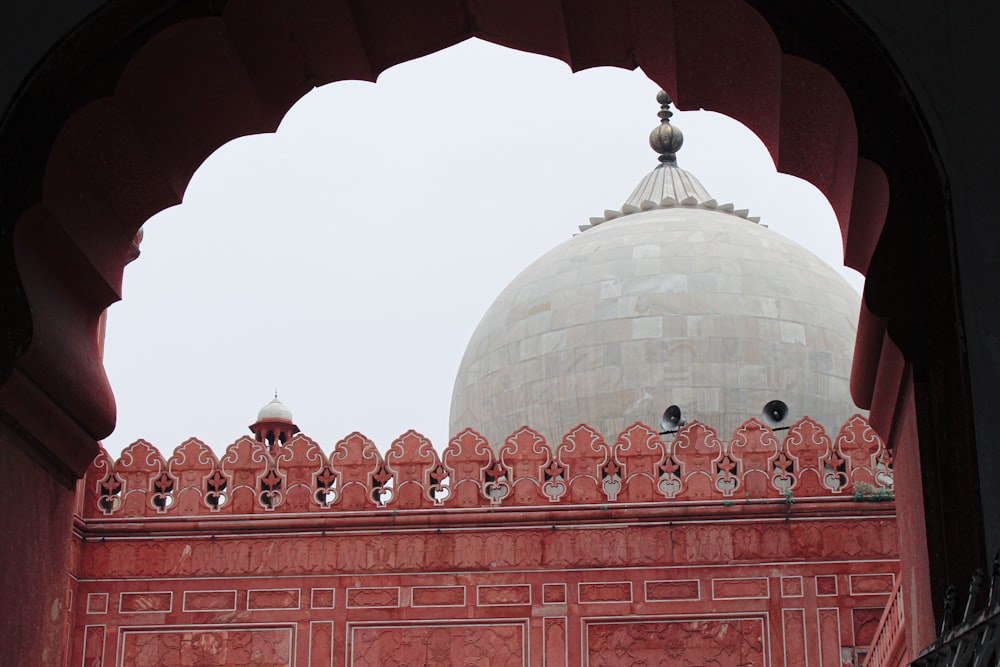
[762,400,789,427]
[660,405,686,432]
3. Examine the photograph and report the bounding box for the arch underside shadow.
[0,0,976,651]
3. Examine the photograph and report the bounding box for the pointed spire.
[648,90,684,166]
[617,90,710,210]
[584,88,758,229]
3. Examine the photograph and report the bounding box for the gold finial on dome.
[649,90,683,165]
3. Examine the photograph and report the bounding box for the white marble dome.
[257,395,293,423]
[449,204,861,446]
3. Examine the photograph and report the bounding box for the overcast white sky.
[101,38,862,458]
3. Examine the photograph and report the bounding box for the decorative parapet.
[81,415,892,519]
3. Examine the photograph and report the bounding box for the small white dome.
[257,395,293,423]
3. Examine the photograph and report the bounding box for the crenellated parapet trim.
[80,415,891,521]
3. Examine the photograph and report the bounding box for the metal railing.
[911,549,1000,667]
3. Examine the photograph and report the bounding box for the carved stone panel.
[384,430,440,508]
[542,584,567,604]
[219,437,276,513]
[183,590,236,612]
[780,576,803,598]
[84,448,121,516]
[849,573,894,595]
[115,440,169,516]
[579,582,632,603]
[166,438,220,513]
[852,607,885,646]
[729,419,779,498]
[783,609,807,665]
[310,588,335,609]
[477,584,531,606]
[818,608,842,667]
[83,625,105,665]
[76,517,900,581]
[558,425,609,504]
[412,586,465,607]
[836,415,883,487]
[544,617,567,667]
[309,622,334,667]
[645,580,700,602]
[247,589,299,610]
[612,423,666,502]
[86,593,108,614]
[349,623,525,666]
[346,587,399,608]
[500,426,551,505]
[816,575,839,596]
[784,417,835,496]
[712,577,769,600]
[331,432,385,509]
[120,592,171,613]
[119,626,293,666]
[586,618,766,666]
[672,421,723,501]
[274,434,328,511]
[440,429,493,507]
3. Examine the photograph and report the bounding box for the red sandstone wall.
[0,434,76,665]
[68,417,898,666]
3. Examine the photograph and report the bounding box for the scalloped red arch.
[15,1,891,478]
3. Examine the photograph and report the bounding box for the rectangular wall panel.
[851,607,886,646]
[412,586,465,607]
[477,584,531,606]
[86,593,109,615]
[118,625,294,666]
[849,573,895,595]
[712,577,769,600]
[120,592,172,614]
[781,576,804,598]
[182,590,237,612]
[817,608,842,667]
[645,580,699,601]
[815,575,838,596]
[82,625,105,667]
[309,621,334,667]
[542,584,566,604]
[783,609,807,667]
[310,588,335,609]
[346,587,400,609]
[347,622,527,666]
[247,589,300,611]
[578,582,632,604]
[586,618,766,665]
[543,617,566,667]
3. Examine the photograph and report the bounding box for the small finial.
[649,90,684,165]
[274,389,278,400]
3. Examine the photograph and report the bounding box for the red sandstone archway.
[0,0,967,661]
[12,0,896,469]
